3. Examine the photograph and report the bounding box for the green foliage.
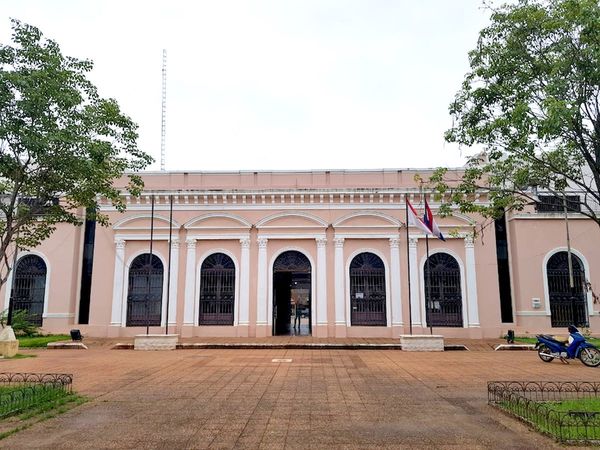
[0,309,38,336]
[17,334,70,347]
[0,20,152,288]
[437,0,600,227]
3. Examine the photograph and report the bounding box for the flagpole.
[146,194,155,336]
[405,200,413,335]
[425,233,433,335]
[165,194,173,335]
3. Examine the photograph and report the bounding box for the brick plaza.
[0,343,595,449]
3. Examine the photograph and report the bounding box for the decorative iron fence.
[488,381,600,443]
[0,373,73,419]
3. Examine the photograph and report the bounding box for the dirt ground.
[0,342,596,449]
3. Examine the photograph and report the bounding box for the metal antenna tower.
[160,49,167,171]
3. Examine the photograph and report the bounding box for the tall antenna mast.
[160,49,167,171]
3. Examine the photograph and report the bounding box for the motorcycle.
[535,326,600,367]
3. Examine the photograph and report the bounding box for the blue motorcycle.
[535,326,600,367]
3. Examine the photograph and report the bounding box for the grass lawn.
[514,336,600,347]
[17,335,71,348]
[544,397,600,412]
[501,396,600,442]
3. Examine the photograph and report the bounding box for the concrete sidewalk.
[0,346,593,449]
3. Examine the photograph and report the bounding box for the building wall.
[3,169,597,338]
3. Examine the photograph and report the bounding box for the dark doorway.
[547,251,588,327]
[10,255,47,326]
[424,252,463,327]
[126,254,163,327]
[273,251,311,336]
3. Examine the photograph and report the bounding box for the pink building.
[2,169,599,338]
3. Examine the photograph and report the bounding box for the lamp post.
[562,191,577,326]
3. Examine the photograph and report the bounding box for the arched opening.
[547,251,588,327]
[424,253,463,327]
[199,253,235,325]
[350,252,386,326]
[9,255,47,326]
[126,254,163,327]
[273,251,311,336]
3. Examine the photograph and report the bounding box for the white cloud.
[2,0,489,171]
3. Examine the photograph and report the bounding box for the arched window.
[424,253,463,327]
[10,255,47,326]
[350,252,386,326]
[547,251,588,327]
[199,253,235,325]
[126,254,163,327]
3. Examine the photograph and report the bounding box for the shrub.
[0,310,39,336]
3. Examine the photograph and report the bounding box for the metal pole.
[165,195,173,335]
[563,192,576,325]
[7,232,20,326]
[146,194,155,335]
[405,200,413,335]
[426,234,433,335]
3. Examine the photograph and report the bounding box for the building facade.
[2,169,599,338]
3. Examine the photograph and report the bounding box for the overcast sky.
[2,1,490,171]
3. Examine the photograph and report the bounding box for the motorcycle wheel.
[537,344,554,363]
[578,347,600,367]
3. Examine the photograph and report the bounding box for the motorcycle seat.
[537,334,564,345]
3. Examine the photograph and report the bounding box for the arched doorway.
[9,255,47,326]
[199,253,235,325]
[350,252,387,326]
[547,251,588,327]
[273,251,311,336]
[424,253,463,327]
[126,254,163,327]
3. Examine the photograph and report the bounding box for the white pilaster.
[464,235,480,327]
[111,239,126,326]
[183,238,197,326]
[167,239,179,326]
[408,237,421,327]
[389,238,402,326]
[256,238,268,326]
[316,237,328,326]
[238,238,251,326]
[334,238,346,325]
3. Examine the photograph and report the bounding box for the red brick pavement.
[0,344,595,449]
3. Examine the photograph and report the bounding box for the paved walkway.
[0,344,595,449]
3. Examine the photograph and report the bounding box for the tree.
[0,20,152,289]
[434,0,600,228]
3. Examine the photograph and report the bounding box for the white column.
[389,237,402,326]
[238,238,251,326]
[256,238,268,326]
[110,239,126,326]
[167,239,179,326]
[465,235,480,327]
[408,237,421,327]
[316,237,328,326]
[334,238,346,325]
[183,238,197,326]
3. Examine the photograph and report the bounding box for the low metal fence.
[488,381,600,444]
[0,373,73,419]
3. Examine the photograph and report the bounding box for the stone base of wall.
[0,340,19,357]
[134,334,179,351]
[400,335,444,352]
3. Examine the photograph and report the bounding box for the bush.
[0,309,39,336]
